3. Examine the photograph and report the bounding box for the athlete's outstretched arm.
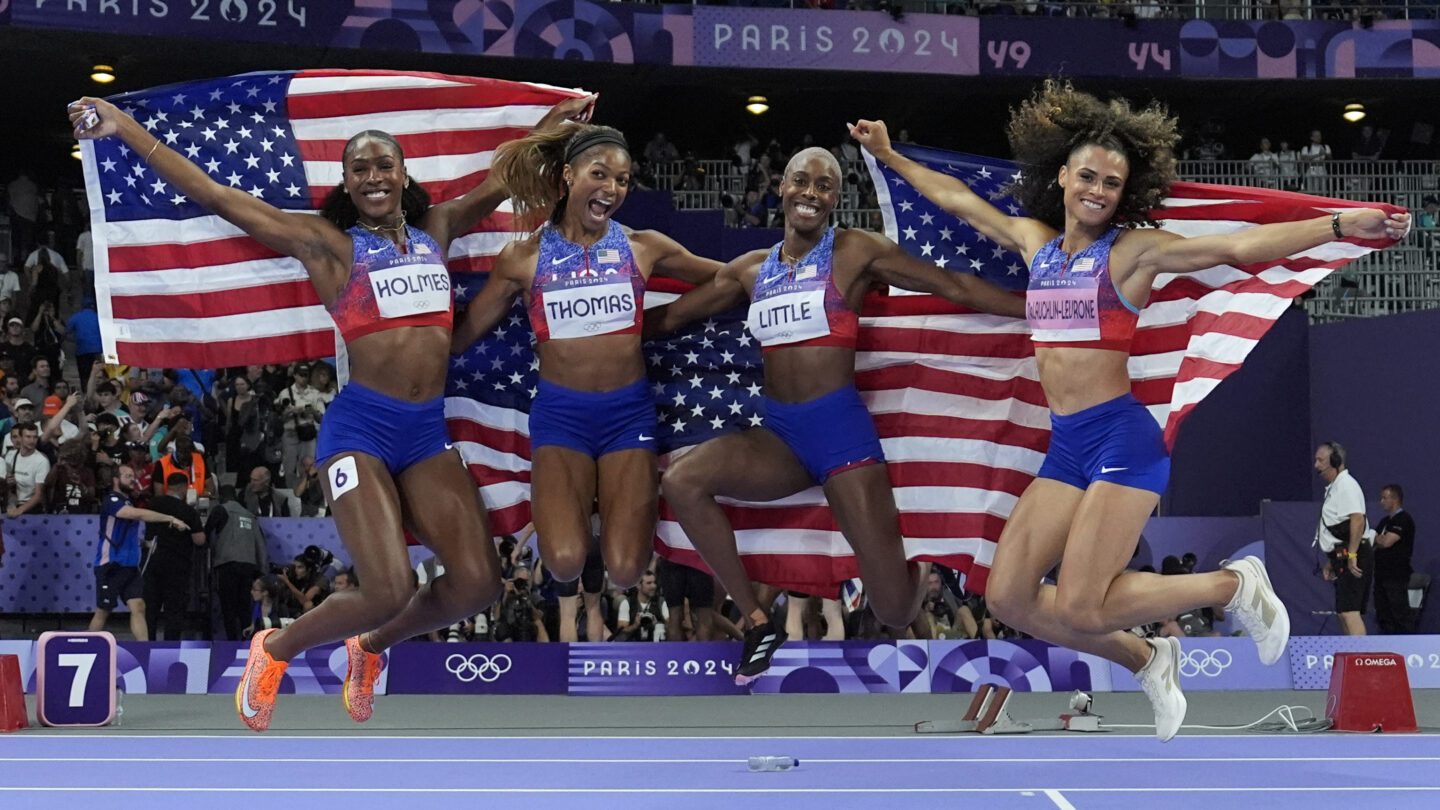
[642,255,753,339]
[860,232,1025,319]
[630,229,725,285]
[451,241,527,353]
[70,98,346,275]
[426,95,596,247]
[850,119,1053,261]
[1131,208,1411,281]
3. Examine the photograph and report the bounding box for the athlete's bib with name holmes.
[747,280,830,347]
[367,254,451,319]
[543,277,638,340]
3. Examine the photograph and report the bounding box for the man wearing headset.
[1313,442,1373,635]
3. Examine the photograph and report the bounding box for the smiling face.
[344,135,407,225]
[1057,143,1130,229]
[562,145,631,230]
[780,149,841,233]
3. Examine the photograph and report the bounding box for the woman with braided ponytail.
[853,81,1410,740]
[452,123,722,596]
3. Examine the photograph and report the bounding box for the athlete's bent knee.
[1054,591,1109,635]
[868,589,918,629]
[660,457,711,506]
[357,581,413,623]
[607,556,648,591]
[545,544,588,585]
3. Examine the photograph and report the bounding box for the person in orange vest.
[153,435,214,502]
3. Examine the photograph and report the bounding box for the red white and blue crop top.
[328,225,453,344]
[1025,227,1141,352]
[527,221,645,343]
[745,228,859,354]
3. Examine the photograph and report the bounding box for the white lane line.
[4,756,1440,765]
[1044,790,1078,810]
[3,787,1440,794]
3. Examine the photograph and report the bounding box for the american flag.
[79,69,586,368]
[449,143,1400,598]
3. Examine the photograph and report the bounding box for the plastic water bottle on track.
[747,756,799,772]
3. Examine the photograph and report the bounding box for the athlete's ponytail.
[491,123,629,230]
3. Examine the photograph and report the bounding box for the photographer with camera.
[493,563,549,643]
[612,570,668,642]
[274,362,326,489]
[1314,442,1373,636]
[277,546,330,617]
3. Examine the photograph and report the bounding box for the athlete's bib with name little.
[747,280,830,346]
[366,254,452,319]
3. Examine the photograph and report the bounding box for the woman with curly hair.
[852,81,1410,740]
[71,89,593,732]
[450,123,722,598]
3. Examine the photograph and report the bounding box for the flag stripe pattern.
[81,69,584,368]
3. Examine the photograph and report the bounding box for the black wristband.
[1331,212,1344,239]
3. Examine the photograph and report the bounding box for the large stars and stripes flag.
[866,142,1403,448]
[79,69,586,368]
[447,143,1399,598]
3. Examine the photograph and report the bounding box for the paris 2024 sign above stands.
[7,1,1440,79]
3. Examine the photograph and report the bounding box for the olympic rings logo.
[445,653,513,683]
[1178,649,1232,678]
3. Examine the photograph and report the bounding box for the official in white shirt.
[1313,442,1372,636]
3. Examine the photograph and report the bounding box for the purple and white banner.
[386,642,568,695]
[567,642,746,696]
[1109,637,1292,693]
[1289,636,1440,690]
[693,7,978,75]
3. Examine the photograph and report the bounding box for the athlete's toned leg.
[362,449,504,651]
[823,463,926,628]
[596,448,658,589]
[530,445,599,584]
[1053,482,1239,637]
[661,428,812,626]
[263,453,415,661]
[985,478,1152,671]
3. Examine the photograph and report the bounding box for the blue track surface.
[2,732,1438,808]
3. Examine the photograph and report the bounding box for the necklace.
[357,210,407,235]
[780,246,804,265]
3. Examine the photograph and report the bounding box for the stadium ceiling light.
[1343,103,1366,123]
[746,95,769,116]
[91,64,116,84]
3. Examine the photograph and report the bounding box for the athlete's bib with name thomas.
[367,254,452,319]
[542,277,638,340]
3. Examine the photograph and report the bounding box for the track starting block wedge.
[916,687,1109,735]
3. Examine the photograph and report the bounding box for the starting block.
[1325,652,1418,733]
[916,685,1108,735]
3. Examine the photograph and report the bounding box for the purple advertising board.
[1108,637,1292,693]
[568,642,746,695]
[694,7,977,75]
[977,18,1177,77]
[748,641,908,694]
[1288,635,1440,690]
[927,640,1115,694]
[387,642,568,695]
[11,1,1440,80]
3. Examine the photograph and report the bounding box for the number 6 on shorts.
[328,456,360,502]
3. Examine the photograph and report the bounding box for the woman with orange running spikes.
[72,91,593,733]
